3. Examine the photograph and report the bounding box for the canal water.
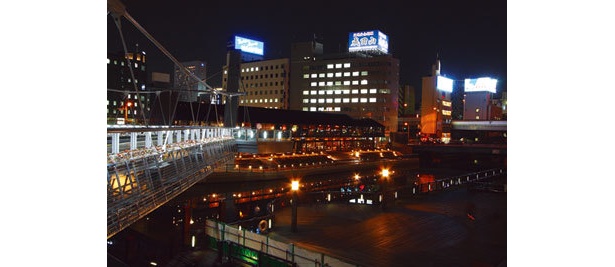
[107,152,506,266]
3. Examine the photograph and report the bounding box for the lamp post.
[291,180,299,232]
[381,168,390,210]
[124,101,132,123]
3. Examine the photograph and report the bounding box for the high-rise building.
[107,49,150,124]
[222,58,290,109]
[173,61,207,103]
[289,32,399,141]
[420,56,453,143]
[462,77,498,121]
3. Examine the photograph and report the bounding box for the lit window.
[251,67,255,71]
[476,116,480,120]
[310,107,317,111]
[326,98,333,103]
[318,99,325,103]
[342,90,350,94]
[327,64,334,69]
[360,98,367,103]
[351,98,358,103]
[335,81,342,86]
[311,90,317,95]
[334,90,341,94]
[318,90,325,95]
[351,89,359,94]
[326,90,333,95]
[343,98,350,103]
[344,72,351,77]
[475,108,480,112]
[303,90,309,95]
[361,80,368,85]
[311,82,317,87]
[134,63,138,68]
[335,72,342,77]
[360,89,368,94]
[334,98,341,103]
[326,81,333,86]
[361,71,368,76]
[369,89,377,94]
[327,73,334,78]
[335,63,342,68]
[343,81,351,85]
[310,99,316,103]
[352,71,359,76]
[255,67,259,71]
[343,63,351,68]
[319,73,325,78]
[302,107,308,111]
[303,74,309,78]
[369,98,377,103]
[379,89,391,94]
[352,81,359,85]
[318,81,325,86]
[318,107,325,111]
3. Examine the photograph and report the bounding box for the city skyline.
[107,0,507,94]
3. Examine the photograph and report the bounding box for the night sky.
[107,0,507,93]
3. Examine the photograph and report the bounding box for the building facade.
[289,40,400,140]
[420,57,453,143]
[107,50,150,124]
[173,61,207,103]
[222,58,290,109]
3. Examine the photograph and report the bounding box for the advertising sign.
[437,76,453,92]
[234,36,264,56]
[348,30,389,53]
[464,77,497,93]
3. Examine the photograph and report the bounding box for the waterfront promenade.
[182,177,506,267]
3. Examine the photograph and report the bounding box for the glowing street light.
[291,180,299,232]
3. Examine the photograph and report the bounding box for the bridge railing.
[107,125,239,238]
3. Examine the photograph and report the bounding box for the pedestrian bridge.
[107,125,260,238]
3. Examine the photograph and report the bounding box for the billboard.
[436,76,453,92]
[234,36,264,56]
[464,77,497,93]
[348,30,389,54]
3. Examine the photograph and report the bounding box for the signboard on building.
[348,30,389,54]
[437,76,454,92]
[464,77,497,93]
[234,36,264,56]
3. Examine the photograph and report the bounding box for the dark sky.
[107,0,506,93]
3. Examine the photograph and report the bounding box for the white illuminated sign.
[437,76,453,92]
[348,30,389,54]
[234,36,264,56]
[464,77,497,93]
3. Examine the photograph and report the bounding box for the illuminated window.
[334,98,341,103]
[442,110,451,116]
[352,71,359,76]
[361,80,368,85]
[334,90,341,94]
[335,72,342,77]
[121,61,124,66]
[326,90,333,95]
[303,74,309,78]
[311,74,317,78]
[318,90,325,95]
[318,99,325,103]
[352,81,359,85]
[442,101,452,107]
[335,63,342,68]
[310,107,317,111]
[303,107,308,111]
[303,91,309,95]
[369,98,377,103]
[319,73,325,78]
[310,99,316,103]
[379,89,390,94]
[326,98,333,103]
[351,98,358,103]
[342,90,350,94]
[476,116,480,120]
[369,89,377,94]
[327,73,334,78]
[343,98,350,103]
[344,81,350,85]
[361,71,368,76]
[318,81,325,86]
[327,64,334,69]
[344,72,351,77]
[318,107,325,111]
[475,108,480,112]
[310,90,317,95]
[360,89,368,94]
[360,98,367,103]
[326,81,333,86]
[250,67,255,71]
[255,67,259,71]
[351,89,359,94]
[334,107,341,111]
[335,81,342,86]
[343,63,351,68]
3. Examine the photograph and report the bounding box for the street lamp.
[124,101,132,123]
[380,168,390,210]
[291,180,299,232]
